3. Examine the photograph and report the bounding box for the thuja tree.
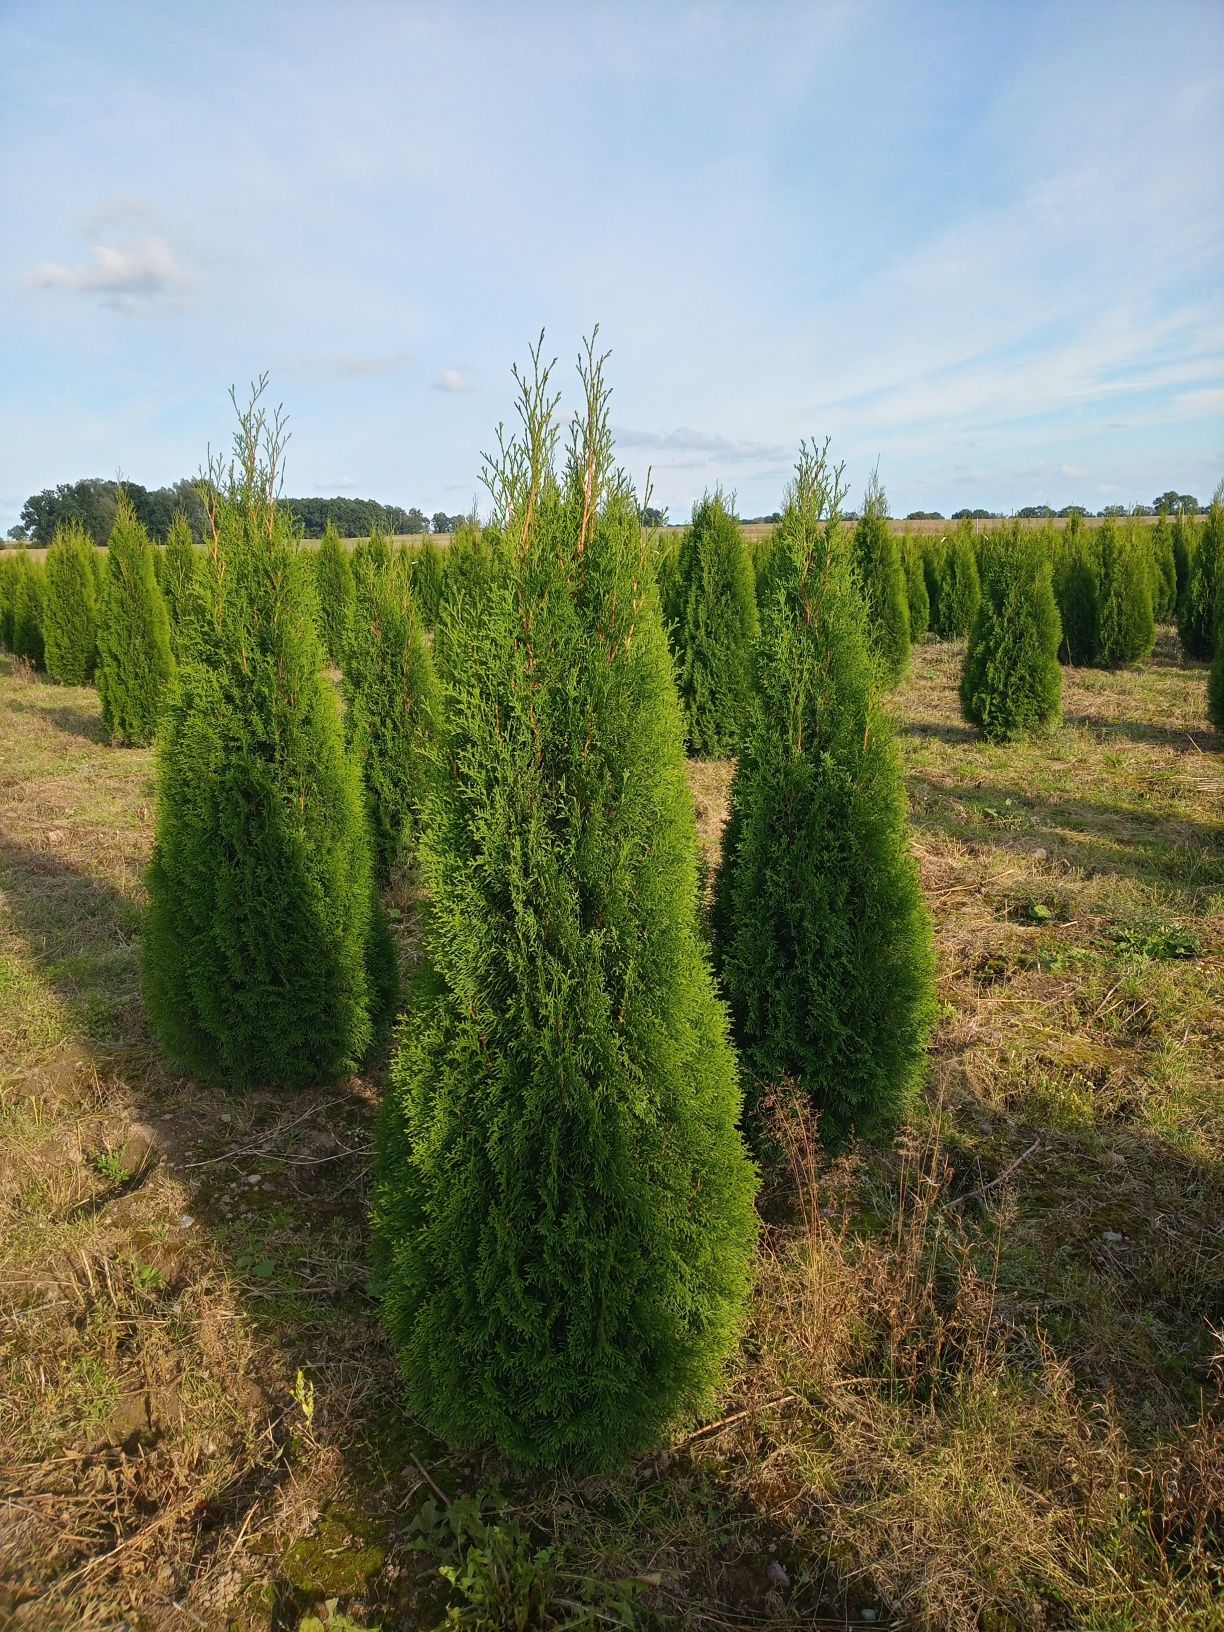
[1149,515,1178,622]
[372,337,757,1470]
[1171,513,1196,614]
[669,490,759,755]
[1051,515,1100,666]
[345,541,439,883]
[960,523,1062,741]
[851,473,910,686]
[160,511,201,643]
[933,519,981,638]
[903,534,930,642]
[144,381,394,1089]
[0,554,14,650]
[1209,598,1224,734]
[1096,518,1154,667]
[1179,501,1222,661]
[314,521,355,665]
[410,534,446,626]
[712,442,934,1149]
[12,550,47,670]
[43,521,99,685]
[96,497,176,746]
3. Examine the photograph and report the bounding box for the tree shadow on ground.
[7,695,110,745]
[907,774,1224,907]
[1062,709,1217,753]
[900,718,978,747]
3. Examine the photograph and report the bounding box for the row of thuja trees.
[655,476,1223,750]
[3,350,1220,1472]
[0,352,942,1471]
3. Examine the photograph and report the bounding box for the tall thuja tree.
[160,511,200,644]
[1148,515,1178,623]
[43,521,98,684]
[372,337,757,1471]
[1051,514,1100,666]
[921,534,946,636]
[1097,518,1155,667]
[961,524,1062,741]
[933,519,980,638]
[669,490,759,755]
[851,471,910,686]
[96,497,175,746]
[712,442,934,1148]
[902,533,930,642]
[12,550,47,670]
[0,554,14,650]
[344,539,438,884]
[1208,591,1224,734]
[144,378,395,1089]
[410,534,446,627]
[1178,499,1222,661]
[314,521,355,665]
[1170,510,1195,616]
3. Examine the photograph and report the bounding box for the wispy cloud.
[611,426,788,463]
[84,195,155,238]
[284,351,412,379]
[435,368,473,393]
[26,238,190,311]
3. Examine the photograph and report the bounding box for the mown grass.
[1,635,1221,1631]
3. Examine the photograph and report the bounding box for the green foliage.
[373,338,757,1470]
[931,520,980,638]
[160,511,201,644]
[960,524,1062,742]
[712,441,935,1150]
[1051,516,1100,666]
[314,522,355,665]
[440,521,499,615]
[409,1495,641,1631]
[410,534,447,626]
[144,380,394,1090]
[0,552,14,650]
[669,489,759,755]
[1170,514,1194,612]
[1209,613,1224,735]
[902,535,930,641]
[344,546,439,884]
[1149,515,1178,622]
[43,522,99,685]
[95,497,175,746]
[1178,504,1222,660]
[11,550,47,670]
[851,475,910,686]
[1096,519,1154,668]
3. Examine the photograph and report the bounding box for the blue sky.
[1,0,1221,530]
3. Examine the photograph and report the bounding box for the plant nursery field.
[1,633,1222,1632]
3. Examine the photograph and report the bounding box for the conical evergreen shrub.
[372,338,757,1471]
[43,522,99,685]
[144,381,394,1090]
[933,520,980,638]
[1178,503,1222,661]
[960,524,1062,741]
[314,521,355,665]
[0,553,14,651]
[669,490,759,755]
[344,542,439,884]
[851,475,910,686]
[1171,513,1194,615]
[711,442,934,1149]
[1208,595,1224,735]
[11,551,46,670]
[921,535,946,636]
[1051,516,1100,666]
[903,534,930,642]
[96,497,175,746]
[1097,518,1154,667]
[160,512,201,644]
[410,534,446,626]
[1149,516,1177,622]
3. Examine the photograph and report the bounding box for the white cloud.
[26,238,189,310]
[611,426,788,464]
[435,368,473,393]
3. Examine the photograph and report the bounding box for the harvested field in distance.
[2,633,1221,1632]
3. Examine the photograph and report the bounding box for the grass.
[0,633,1221,1631]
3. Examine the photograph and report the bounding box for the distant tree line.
[5,478,463,546]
